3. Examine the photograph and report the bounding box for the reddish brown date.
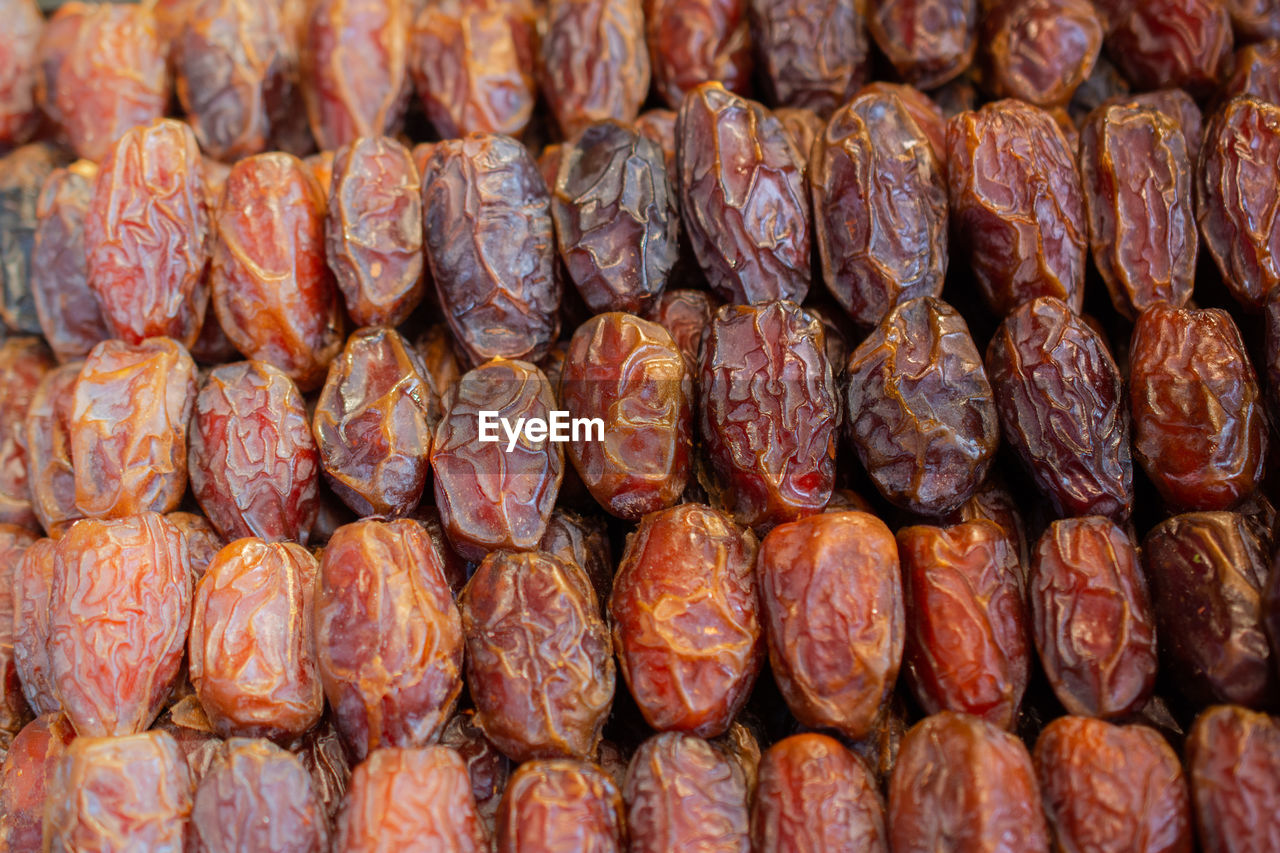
[773,106,824,173]
[292,716,351,826]
[868,0,975,90]
[0,143,64,336]
[759,511,903,739]
[980,0,1102,107]
[1034,716,1192,853]
[0,337,51,530]
[610,503,760,737]
[1220,40,1280,107]
[748,0,866,114]
[857,82,947,173]
[422,134,560,367]
[440,710,513,838]
[645,0,752,108]
[0,713,76,851]
[986,297,1133,521]
[495,759,625,853]
[889,712,1050,853]
[168,511,224,583]
[188,360,320,545]
[643,288,718,373]
[211,152,344,392]
[0,524,35,732]
[677,82,810,305]
[539,508,613,612]
[1130,304,1267,511]
[1107,0,1232,98]
[560,312,691,520]
[1186,705,1280,853]
[897,520,1029,731]
[0,0,42,146]
[1079,104,1196,319]
[948,100,1087,316]
[314,519,464,761]
[12,537,57,714]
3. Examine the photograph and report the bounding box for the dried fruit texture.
[44,732,193,853]
[1143,512,1278,708]
[422,134,559,367]
[700,302,837,528]
[496,759,624,853]
[70,338,198,520]
[772,107,824,173]
[868,0,975,89]
[1130,304,1267,511]
[440,710,512,837]
[327,137,424,327]
[751,734,887,853]
[633,108,678,171]
[858,82,947,171]
[644,288,718,373]
[211,152,344,391]
[0,143,64,336]
[301,0,410,150]
[552,122,678,315]
[889,712,1051,853]
[152,699,220,789]
[610,504,761,737]
[560,313,691,520]
[191,739,329,853]
[539,509,613,612]
[947,100,1088,316]
[0,0,42,146]
[0,713,76,851]
[333,746,486,853]
[174,0,286,161]
[980,0,1101,107]
[189,360,320,545]
[167,512,224,583]
[415,324,463,424]
[1030,517,1157,718]
[431,358,563,559]
[461,551,614,762]
[748,0,866,115]
[1220,41,1280,106]
[986,297,1133,521]
[36,3,167,162]
[1186,705,1280,853]
[0,524,35,732]
[1226,0,1280,40]
[189,540,322,741]
[315,519,464,761]
[293,716,352,825]
[1107,0,1232,97]
[1198,96,1280,310]
[1034,717,1192,853]
[758,512,903,739]
[314,327,434,518]
[31,162,111,362]
[645,0,752,108]
[846,297,997,516]
[677,83,810,304]
[12,538,58,714]
[1079,105,1196,320]
[0,338,51,530]
[46,513,191,737]
[897,521,1029,731]
[540,0,650,138]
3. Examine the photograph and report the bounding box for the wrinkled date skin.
[644,288,718,373]
[552,122,679,316]
[857,81,947,173]
[677,82,811,305]
[314,327,434,518]
[897,520,1029,731]
[540,0,650,138]
[211,152,344,392]
[1143,513,1278,709]
[751,734,887,853]
[758,511,903,740]
[947,100,1087,316]
[70,338,197,520]
[292,717,352,826]
[1034,716,1193,853]
[0,713,77,851]
[334,746,486,853]
[560,313,691,520]
[47,513,191,737]
[539,509,613,612]
[0,143,63,336]
[986,297,1133,520]
[889,712,1051,853]
[0,338,51,530]
[1030,517,1158,719]
[0,524,35,732]
[314,519,464,761]
[624,731,751,853]
[432,358,563,559]
[495,760,625,853]
[845,297,997,516]
[44,732,192,853]
[1130,304,1267,512]
[12,538,58,715]
[1220,40,1280,107]
[326,137,424,328]
[748,0,866,114]
[422,134,560,367]
[980,0,1101,107]
[1198,97,1280,311]
[191,739,328,853]
[189,360,320,544]
[460,551,614,762]
[189,539,323,741]
[1186,705,1280,853]
[440,710,513,838]
[168,512,224,586]
[700,302,837,528]
[1079,104,1196,320]
[1107,0,1232,98]
[610,503,761,737]
[86,119,210,350]
[773,106,824,173]
[869,0,975,90]
[0,0,42,146]
[645,0,752,108]
[812,91,948,329]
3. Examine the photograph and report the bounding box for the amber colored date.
[645,0,752,108]
[540,0,649,138]
[868,0,975,90]
[0,337,51,531]
[495,759,625,853]
[748,0,866,115]
[12,537,58,715]
[1186,705,1280,853]
[0,713,76,851]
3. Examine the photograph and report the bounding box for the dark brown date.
[645,0,752,108]
[1107,0,1232,98]
[0,713,76,851]
[12,537,57,715]
[1186,704,1280,853]
[0,524,35,732]
[0,337,51,531]
[496,759,624,853]
[291,716,351,826]
[980,0,1102,107]
[748,0,866,115]
[0,0,42,146]
[539,508,613,612]
[440,709,512,838]
[0,142,63,335]
[868,0,975,90]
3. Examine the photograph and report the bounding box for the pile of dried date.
[2,0,1280,848]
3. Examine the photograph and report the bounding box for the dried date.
[0,712,76,851]
[645,0,752,108]
[643,288,717,373]
[868,0,975,90]
[540,0,649,138]
[440,709,512,838]
[0,337,51,530]
[1220,40,1280,107]
[495,759,625,853]
[979,0,1102,107]
[748,0,866,115]
[1186,705,1280,853]
[539,508,612,612]
[0,524,35,733]
[12,537,57,714]
[0,143,63,335]
[1107,0,1232,97]
[0,0,42,146]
